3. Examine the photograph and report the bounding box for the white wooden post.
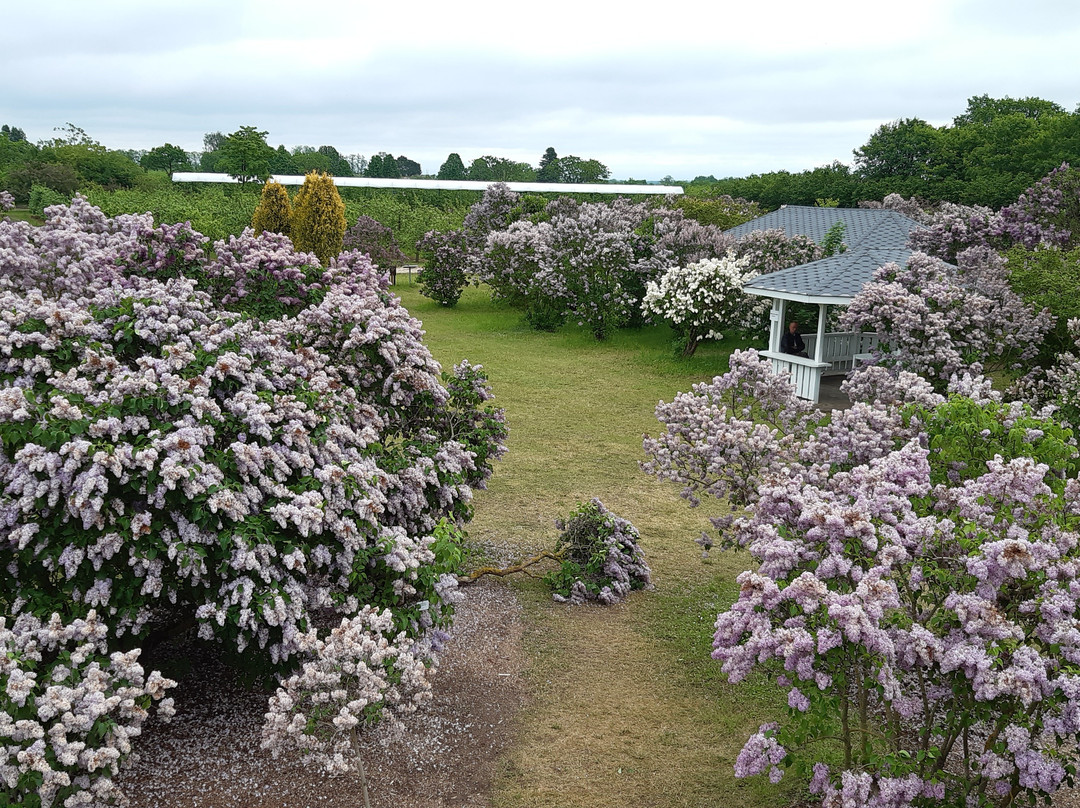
[814,303,827,364]
[769,298,784,352]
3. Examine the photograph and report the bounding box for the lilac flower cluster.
[0,197,507,800]
[0,610,175,807]
[546,499,652,606]
[839,248,1052,388]
[646,349,1080,806]
[0,191,14,212]
[262,606,436,786]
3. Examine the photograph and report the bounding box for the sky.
[3,0,1080,181]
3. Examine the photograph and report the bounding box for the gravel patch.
[116,580,525,808]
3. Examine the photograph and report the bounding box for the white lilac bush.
[0,197,507,800]
[641,254,769,356]
[645,350,1080,807]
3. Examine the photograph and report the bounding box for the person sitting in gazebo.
[780,321,808,358]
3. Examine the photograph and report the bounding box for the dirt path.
[117,581,525,808]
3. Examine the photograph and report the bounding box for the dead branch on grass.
[457,549,565,585]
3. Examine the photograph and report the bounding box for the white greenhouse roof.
[171,173,684,195]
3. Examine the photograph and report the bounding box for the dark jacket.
[780,329,806,355]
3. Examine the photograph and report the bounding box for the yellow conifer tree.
[290,171,345,265]
[251,180,293,236]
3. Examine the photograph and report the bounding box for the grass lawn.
[393,280,803,808]
[4,207,44,226]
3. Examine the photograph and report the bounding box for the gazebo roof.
[730,206,925,303]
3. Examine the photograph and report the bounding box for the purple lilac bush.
[545,499,652,606]
[839,248,1051,389]
[0,197,507,801]
[908,165,1080,262]
[645,349,1080,807]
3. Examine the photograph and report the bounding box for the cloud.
[3,0,1079,179]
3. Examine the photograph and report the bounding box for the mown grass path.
[395,282,799,808]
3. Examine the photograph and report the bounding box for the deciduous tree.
[217,125,274,186]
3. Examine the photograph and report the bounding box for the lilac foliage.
[0,197,508,800]
[647,349,1080,806]
[839,248,1051,388]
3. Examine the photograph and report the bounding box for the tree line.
[688,94,1080,209]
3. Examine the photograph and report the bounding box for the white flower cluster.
[0,610,175,807]
[642,254,769,354]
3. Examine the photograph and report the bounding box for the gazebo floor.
[817,376,852,411]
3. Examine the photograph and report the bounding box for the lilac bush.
[416,228,471,306]
[839,248,1051,389]
[262,604,443,807]
[342,215,408,271]
[461,182,520,250]
[908,166,1080,261]
[545,499,651,606]
[0,190,15,212]
[647,349,1080,806]
[907,202,996,262]
[641,254,768,356]
[732,228,824,275]
[0,197,507,801]
[991,163,1080,250]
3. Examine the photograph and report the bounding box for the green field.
[392,281,800,808]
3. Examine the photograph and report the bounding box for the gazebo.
[728,206,924,402]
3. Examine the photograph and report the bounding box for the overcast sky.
[3,0,1079,181]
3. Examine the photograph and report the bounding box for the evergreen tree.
[291,171,345,264]
[537,147,561,182]
[252,180,293,237]
[437,153,467,180]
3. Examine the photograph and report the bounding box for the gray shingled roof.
[729,206,925,303]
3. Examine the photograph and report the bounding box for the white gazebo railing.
[757,352,832,402]
[759,298,880,402]
[802,332,880,375]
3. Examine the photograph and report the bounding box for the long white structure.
[171,172,684,196]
